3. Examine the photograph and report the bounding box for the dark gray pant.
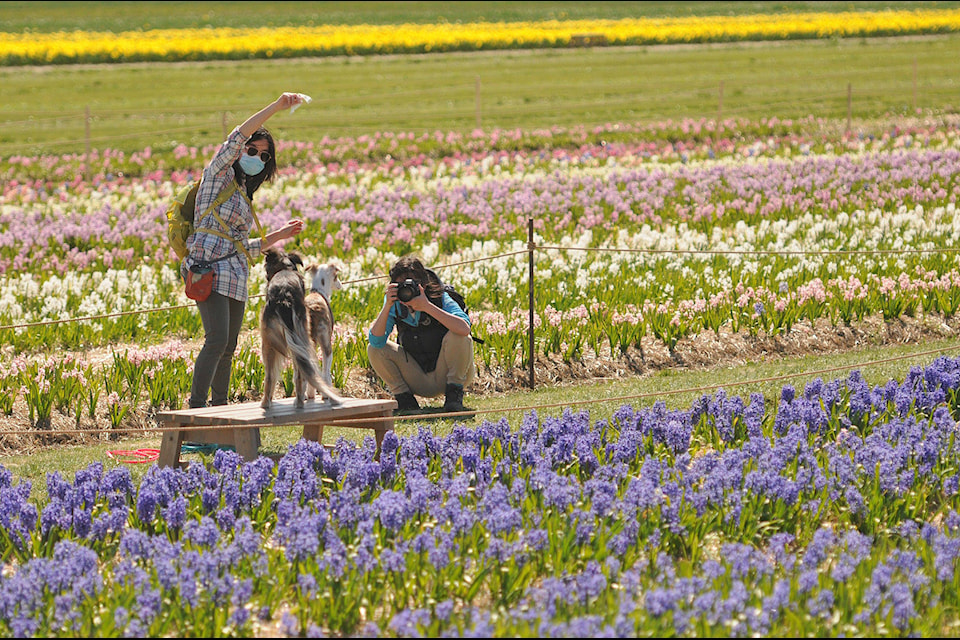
[190,291,246,408]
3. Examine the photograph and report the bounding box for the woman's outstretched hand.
[274,92,309,112]
[279,218,305,239]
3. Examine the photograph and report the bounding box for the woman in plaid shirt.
[184,93,308,413]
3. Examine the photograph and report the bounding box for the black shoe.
[442,384,475,416]
[393,392,420,416]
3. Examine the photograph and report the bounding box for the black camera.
[396,278,420,303]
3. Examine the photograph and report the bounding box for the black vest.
[396,295,447,373]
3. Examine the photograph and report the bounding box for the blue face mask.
[239,153,265,176]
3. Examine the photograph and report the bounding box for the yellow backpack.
[166,180,263,261]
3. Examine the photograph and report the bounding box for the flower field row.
[0,115,958,431]
[4,9,960,65]
[1,116,959,361]
[3,356,960,635]
[0,338,347,433]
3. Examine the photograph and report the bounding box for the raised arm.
[238,93,307,138]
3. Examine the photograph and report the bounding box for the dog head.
[264,247,304,283]
[304,262,342,299]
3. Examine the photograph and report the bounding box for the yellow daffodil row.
[4,9,960,65]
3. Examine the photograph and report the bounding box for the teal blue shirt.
[368,292,470,348]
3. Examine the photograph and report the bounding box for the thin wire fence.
[0,232,952,441]
[0,241,952,333]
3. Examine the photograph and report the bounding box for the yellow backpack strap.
[193,180,250,261]
[203,180,265,262]
[197,180,236,219]
[237,187,266,248]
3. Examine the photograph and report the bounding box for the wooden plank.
[180,427,239,447]
[156,396,396,467]
[157,397,395,424]
[156,397,396,427]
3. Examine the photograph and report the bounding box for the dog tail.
[283,309,343,405]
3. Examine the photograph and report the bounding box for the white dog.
[303,262,341,391]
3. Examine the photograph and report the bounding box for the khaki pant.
[368,332,476,398]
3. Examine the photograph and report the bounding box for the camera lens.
[397,278,419,302]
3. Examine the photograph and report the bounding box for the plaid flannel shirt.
[181,127,264,302]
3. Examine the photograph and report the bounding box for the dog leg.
[305,299,322,399]
[287,328,343,407]
[294,366,306,408]
[261,347,276,409]
[315,377,342,406]
[320,343,333,385]
[261,331,284,409]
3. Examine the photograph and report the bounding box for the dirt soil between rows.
[1,312,957,457]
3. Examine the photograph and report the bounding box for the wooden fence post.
[913,57,918,113]
[717,80,723,126]
[475,76,482,130]
[847,83,852,133]
[84,105,91,180]
[718,80,723,126]
[715,80,723,147]
[527,217,535,389]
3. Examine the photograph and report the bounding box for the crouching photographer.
[367,256,476,416]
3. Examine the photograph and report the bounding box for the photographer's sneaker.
[393,391,420,416]
[442,384,475,417]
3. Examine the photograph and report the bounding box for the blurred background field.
[3,1,960,476]
[5,6,960,637]
[3,1,960,155]
[6,1,957,32]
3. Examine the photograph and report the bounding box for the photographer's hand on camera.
[384,282,400,306]
[401,283,431,313]
[406,285,470,336]
[371,277,470,341]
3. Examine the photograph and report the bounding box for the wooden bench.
[155,397,397,468]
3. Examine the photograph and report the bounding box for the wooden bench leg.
[321,409,395,459]
[373,409,395,460]
[302,422,324,444]
[234,427,259,462]
[158,429,184,468]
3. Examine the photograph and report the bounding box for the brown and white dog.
[260,247,342,409]
[303,262,341,391]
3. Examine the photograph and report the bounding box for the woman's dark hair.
[233,126,277,199]
[390,256,443,299]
